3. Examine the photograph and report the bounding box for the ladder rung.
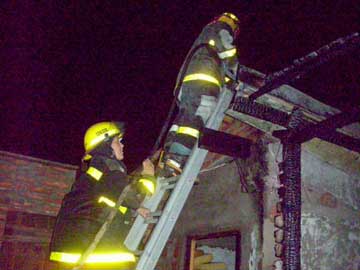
[124,184,167,251]
[145,218,158,224]
[133,250,143,256]
[160,183,176,190]
[150,211,162,217]
[144,210,163,223]
[159,175,179,184]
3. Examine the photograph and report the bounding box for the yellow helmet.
[83,121,124,154]
[217,12,240,38]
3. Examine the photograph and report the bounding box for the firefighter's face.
[111,136,124,160]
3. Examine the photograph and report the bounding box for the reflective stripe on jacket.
[49,155,140,256]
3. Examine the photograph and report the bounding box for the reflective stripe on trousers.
[49,251,136,264]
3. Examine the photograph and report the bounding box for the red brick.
[12,173,36,183]
[4,225,52,243]
[0,192,12,204]
[14,159,31,166]
[42,180,71,189]
[0,241,50,270]
[0,163,18,172]
[0,181,13,189]
[23,192,45,201]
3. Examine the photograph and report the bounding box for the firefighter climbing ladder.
[125,87,234,270]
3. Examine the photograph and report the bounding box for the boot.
[156,151,202,184]
[157,153,188,178]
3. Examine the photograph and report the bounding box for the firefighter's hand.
[141,158,155,176]
[137,207,151,219]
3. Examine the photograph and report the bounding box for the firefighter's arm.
[129,158,157,196]
[123,181,151,218]
[141,158,155,176]
[124,159,156,218]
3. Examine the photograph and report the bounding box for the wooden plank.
[189,239,196,270]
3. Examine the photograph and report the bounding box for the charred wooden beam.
[317,132,360,153]
[273,106,360,146]
[276,109,304,270]
[281,142,302,270]
[231,97,290,127]
[248,32,360,100]
[231,97,360,152]
[199,128,252,158]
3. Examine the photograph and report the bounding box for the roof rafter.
[248,32,360,101]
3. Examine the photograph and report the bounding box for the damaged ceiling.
[228,31,360,150]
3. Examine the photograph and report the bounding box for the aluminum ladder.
[124,88,234,270]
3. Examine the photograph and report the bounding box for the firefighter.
[49,121,153,269]
[159,12,240,177]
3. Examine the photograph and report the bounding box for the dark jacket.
[50,155,141,254]
[175,20,236,99]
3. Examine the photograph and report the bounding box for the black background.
[1,1,359,170]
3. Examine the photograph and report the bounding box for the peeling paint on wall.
[302,150,360,210]
[264,143,282,191]
[249,225,260,270]
[301,213,360,270]
[266,143,360,210]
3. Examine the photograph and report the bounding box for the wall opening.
[185,230,241,270]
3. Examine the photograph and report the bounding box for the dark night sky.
[0,1,359,170]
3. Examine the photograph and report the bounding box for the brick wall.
[0,206,6,248]
[0,151,77,216]
[0,211,56,270]
[0,151,77,270]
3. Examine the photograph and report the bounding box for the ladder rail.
[71,185,132,270]
[124,176,178,251]
[136,88,234,270]
[124,180,167,250]
[124,88,232,251]
[136,145,207,269]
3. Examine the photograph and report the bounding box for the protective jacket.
[162,19,238,172]
[175,20,235,95]
[49,154,141,265]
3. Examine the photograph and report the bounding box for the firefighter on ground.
[49,121,155,269]
[158,12,240,177]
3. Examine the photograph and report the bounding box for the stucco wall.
[166,161,263,270]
